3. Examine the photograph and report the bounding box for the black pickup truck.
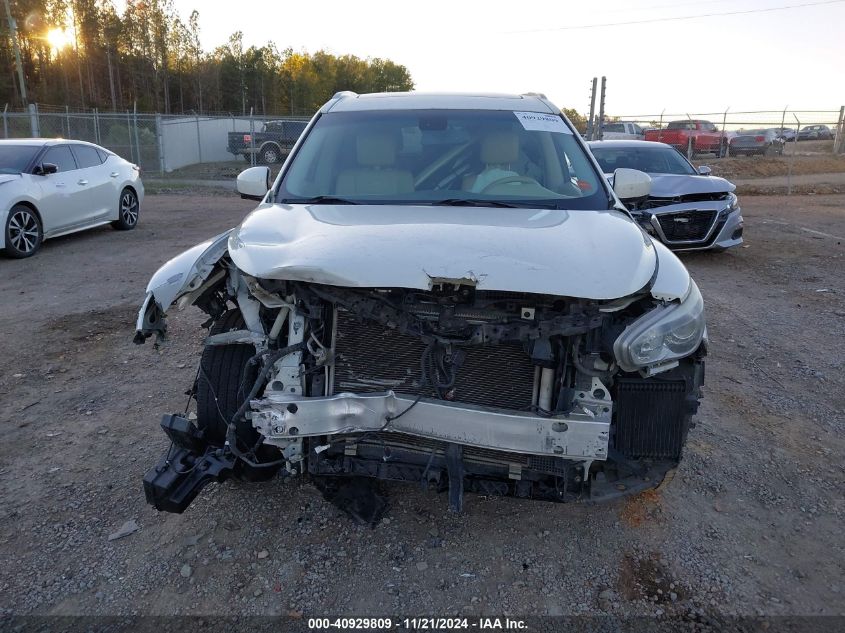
[227,120,308,164]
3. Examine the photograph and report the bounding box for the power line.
[505,0,845,34]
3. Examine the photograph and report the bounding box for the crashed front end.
[135,236,705,513]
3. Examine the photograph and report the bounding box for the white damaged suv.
[136,92,706,514]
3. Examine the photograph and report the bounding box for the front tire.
[3,205,43,258]
[111,188,139,230]
[196,310,260,446]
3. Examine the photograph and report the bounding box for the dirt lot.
[1,192,844,621]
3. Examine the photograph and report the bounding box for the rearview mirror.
[236,166,271,201]
[697,166,712,176]
[612,168,651,200]
[35,162,58,176]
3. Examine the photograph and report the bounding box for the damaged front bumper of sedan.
[636,197,743,252]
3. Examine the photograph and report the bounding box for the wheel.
[259,144,281,164]
[196,309,260,446]
[111,188,139,230]
[3,204,43,258]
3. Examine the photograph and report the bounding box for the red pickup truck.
[644,120,728,156]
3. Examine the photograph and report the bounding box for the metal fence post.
[2,104,7,138]
[155,114,165,174]
[780,105,788,144]
[126,110,133,161]
[94,108,100,144]
[28,103,39,136]
[788,114,800,195]
[657,110,664,143]
[249,107,255,166]
[834,105,845,154]
[133,101,141,165]
[721,107,729,158]
[195,114,203,164]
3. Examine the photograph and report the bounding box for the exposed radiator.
[614,379,688,459]
[332,310,536,411]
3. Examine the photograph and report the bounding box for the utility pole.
[3,0,28,105]
[597,76,607,140]
[586,77,597,140]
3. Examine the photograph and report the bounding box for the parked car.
[137,92,706,516]
[729,129,785,156]
[773,127,796,142]
[1,139,143,258]
[227,119,308,163]
[643,120,728,157]
[588,140,743,252]
[797,125,833,141]
[601,121,645,140]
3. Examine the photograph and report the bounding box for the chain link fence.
[3,104,844,195]
[591,109,845,155]
[1,103,312,175]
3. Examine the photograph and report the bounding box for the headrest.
[481,131,519,164]
[357,132,397,167]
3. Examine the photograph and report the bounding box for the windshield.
[0,145,41,175]
[590,145,696,176]
[276,109,607,210]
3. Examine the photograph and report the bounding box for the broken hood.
[228,203,657,300]
[648,174,735,197]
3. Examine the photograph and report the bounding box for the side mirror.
[697,166,712,176]
[34,162,58,176]
[236,166,271,201]
[612,168,651,201]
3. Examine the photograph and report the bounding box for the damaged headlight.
[613,281,705,372]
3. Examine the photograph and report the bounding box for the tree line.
[2,0,415,115]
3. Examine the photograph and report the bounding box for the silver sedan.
[588,140,743,252]
[1,139,144,258]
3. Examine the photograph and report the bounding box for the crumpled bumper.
[646,204,743,252]
[250,391,611,461]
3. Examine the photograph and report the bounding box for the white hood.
[228,203,658,300]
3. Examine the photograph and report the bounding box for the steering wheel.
[480,175,538,194]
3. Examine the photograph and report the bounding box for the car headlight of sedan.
[726,192,739,211]
[613,281,705,372]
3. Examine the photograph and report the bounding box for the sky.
[167,0,844,116]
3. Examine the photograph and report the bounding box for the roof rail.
[332,91,358,100]
[520,92,548,99]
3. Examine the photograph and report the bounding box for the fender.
[650,240,691,302]
[134,231,231,343]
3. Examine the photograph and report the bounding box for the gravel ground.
[0,192,843,620]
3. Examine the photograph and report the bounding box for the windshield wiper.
[431,198,523,208]
[279,195,359,205]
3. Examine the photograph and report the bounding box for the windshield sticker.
[514,111,571,134]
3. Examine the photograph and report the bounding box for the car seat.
[463,131,520,193]
[335,132,414,195]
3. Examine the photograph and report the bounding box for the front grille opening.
[658,210,717,242]
[332,310,536,410]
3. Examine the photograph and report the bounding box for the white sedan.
[1,139,144,258]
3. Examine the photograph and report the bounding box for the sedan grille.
[657,210,717,242]
[332,310,535,411]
